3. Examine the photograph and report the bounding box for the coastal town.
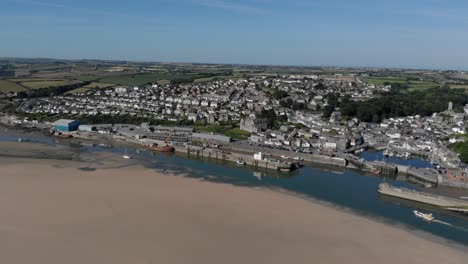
[2,73,468,189]
[4,0,468,262]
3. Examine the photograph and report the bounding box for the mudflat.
[0,154,467,264]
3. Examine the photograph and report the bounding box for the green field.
[98,74,166,86]
[193,74,239,83]
[0,80,27,93]
[364,77,438,91]
[66,82,116,94]
[449,84,468,90]
[6,78,64,83]
[21,80,68,89]
[195,125,251,140]
[75,75,103,82]
[364,77,407,85]
[224,128,251,140]
[407,81,439,91]
[157,79,171,85]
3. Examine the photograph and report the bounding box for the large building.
[240,117,268,133]
[192,133,232,143]
[53,119,81,131]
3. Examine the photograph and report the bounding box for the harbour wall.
[378,184,468,208]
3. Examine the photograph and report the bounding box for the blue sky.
[2,0,468,69]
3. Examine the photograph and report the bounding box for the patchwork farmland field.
[0,80,27,93]
[66,82,116,94]
[21,80,68,89]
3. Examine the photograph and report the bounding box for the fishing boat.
[413,210,435,221]
[146,135,175,153]
[122,155,132,159]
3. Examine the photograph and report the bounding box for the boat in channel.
[413,210,435,222]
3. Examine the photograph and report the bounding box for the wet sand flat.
[0,156,467,264]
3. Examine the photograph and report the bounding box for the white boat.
[236,159,246,166]
[413,210,435,221]
[123,155,132,159]
[293,157,304,161]
[280,155,289,159]
[403,152,411,160]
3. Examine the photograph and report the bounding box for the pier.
[378,183,468,213]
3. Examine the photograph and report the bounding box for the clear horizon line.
[0,55,466,72]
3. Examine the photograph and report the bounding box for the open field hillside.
[0,80,27,93]
[66,82,116,94]
[364,76,439,91]
[21,80,69,89]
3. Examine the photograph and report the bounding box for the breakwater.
[378,183,468,212]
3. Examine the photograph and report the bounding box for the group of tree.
[16,81,92,98]
[339,87,468,123]
[272,90,289,100]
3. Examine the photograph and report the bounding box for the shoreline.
[1,131,468,249]
[0,154,467,263]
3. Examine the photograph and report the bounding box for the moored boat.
[147,143,175,152]
[54,132,73,138]
[236,159,246,166]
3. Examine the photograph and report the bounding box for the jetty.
[378,183,468,213]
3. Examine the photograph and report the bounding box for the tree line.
[338,87,468,123]
[16,82,92,98]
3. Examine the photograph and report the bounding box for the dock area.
[183,145,295,171]
[378,183,468,212]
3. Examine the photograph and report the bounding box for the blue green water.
[360,150,432,168]
[1,128,468,246]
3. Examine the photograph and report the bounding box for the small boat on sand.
[413,210,435,221]
[123,155,132,159]
[54,132,73,138]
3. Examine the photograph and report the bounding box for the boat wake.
[433,220,468,232]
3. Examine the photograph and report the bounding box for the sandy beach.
[0,152,467,264]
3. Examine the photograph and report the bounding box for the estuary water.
[1,126,468,246]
